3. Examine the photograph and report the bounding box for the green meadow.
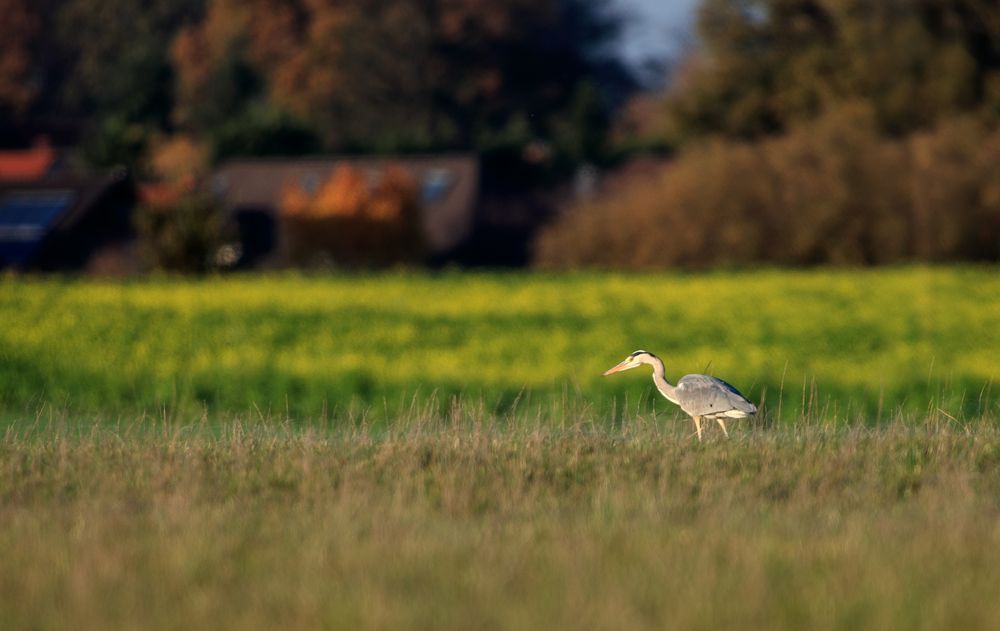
[2,268,1000,629]
[1,267,997,423]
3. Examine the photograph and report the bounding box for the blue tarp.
[0,190,76,267]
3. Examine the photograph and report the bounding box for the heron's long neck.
[649,357,678,404]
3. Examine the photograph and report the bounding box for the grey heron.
[603,350,757,440]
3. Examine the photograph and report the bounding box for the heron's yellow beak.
[602,359,636,376]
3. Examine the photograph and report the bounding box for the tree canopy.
[1,0,632,171]
[663,0,1000,142]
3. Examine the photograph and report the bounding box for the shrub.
[909,118,1000,261]
[134,193,231,273]
[535,107,1000,268]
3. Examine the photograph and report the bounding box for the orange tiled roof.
[0,140,57,181]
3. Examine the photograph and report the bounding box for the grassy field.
[1,267,997,423]
[2,269,999,628]
[3,416,1000,630]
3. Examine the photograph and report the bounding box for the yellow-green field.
[1,268,997,423]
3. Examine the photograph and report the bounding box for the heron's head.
[603,350,656,376]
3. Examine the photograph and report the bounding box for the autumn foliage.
[280,166,425,267]
[536,106,1000,268]
[165,0,622,157]
[537,0,1000,268]
[0,0,37,114]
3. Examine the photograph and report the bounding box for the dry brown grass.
[3,413,1000,630]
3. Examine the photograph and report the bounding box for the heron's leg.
[692,416,703,441]
[716,418,729,438]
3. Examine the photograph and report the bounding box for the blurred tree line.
[6,0,1000,267]
[542,0,1000,267]
[664,0,1000,141]
[0,0,631,179]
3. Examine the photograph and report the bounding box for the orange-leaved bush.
[280,165,424,267]
[535,106,1000,268]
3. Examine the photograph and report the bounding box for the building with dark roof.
[211,155,479,266]
[0,169,136,272]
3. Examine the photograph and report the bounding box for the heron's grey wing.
[675,374,757,417]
